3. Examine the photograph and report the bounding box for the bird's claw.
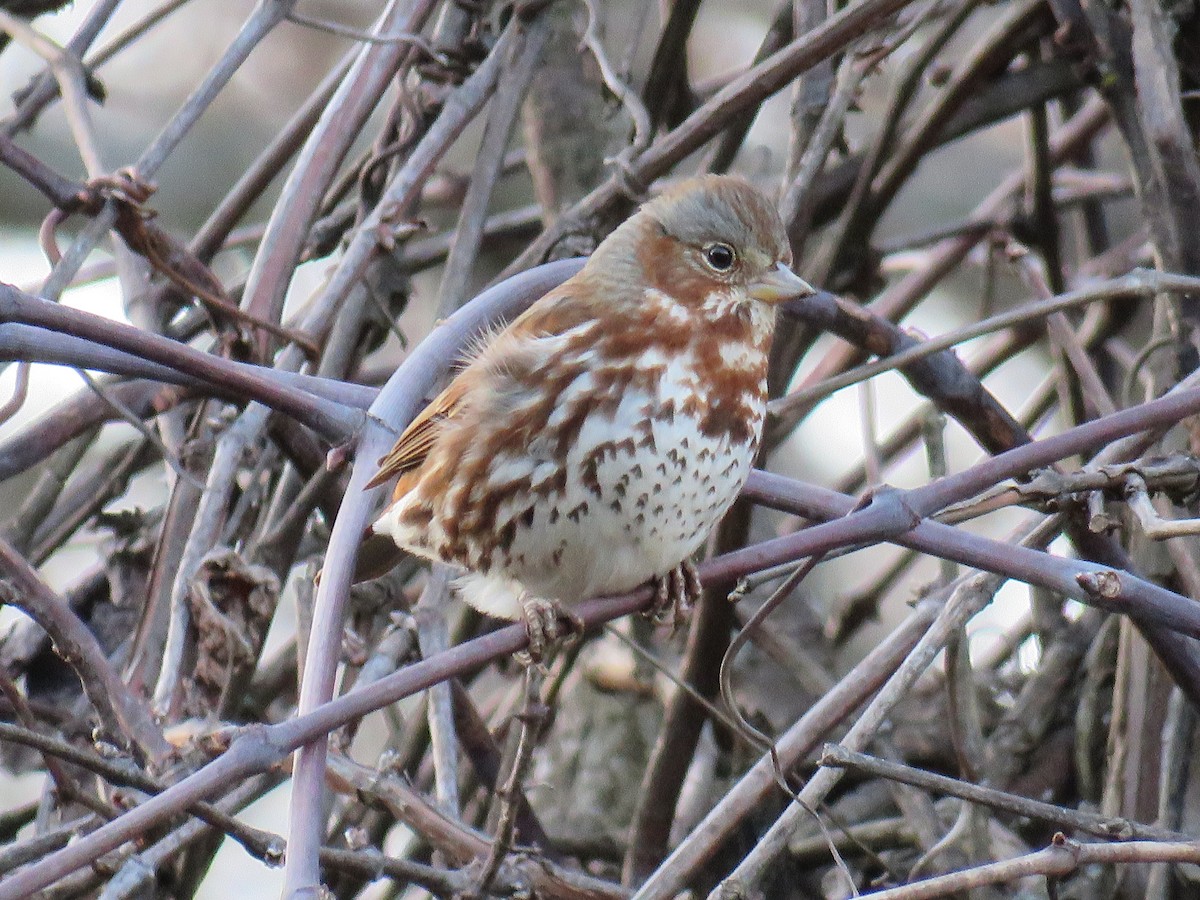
[646,560,702,630]
[516,595,583,668]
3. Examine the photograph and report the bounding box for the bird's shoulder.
[365,277,610,493]
[503,278,606,336]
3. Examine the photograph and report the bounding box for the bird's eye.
[703,242,736,272]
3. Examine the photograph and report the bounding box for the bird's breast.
[377,311,771,608]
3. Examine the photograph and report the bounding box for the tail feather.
[352,526,408,583]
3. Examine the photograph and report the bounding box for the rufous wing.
[363,276,597,495]
[364,376,470,493]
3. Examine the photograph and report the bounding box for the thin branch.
[818,744,1188,842]
[0,539,169,763]
[0,283,362,442]
[864,835,1200,900]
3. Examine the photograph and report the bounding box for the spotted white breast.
[372,289,773,621]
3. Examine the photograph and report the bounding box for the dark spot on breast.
[497,520,517,552]
[581,456,603,498]
[401,503,434,529]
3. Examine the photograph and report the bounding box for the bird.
[359,174,814,659]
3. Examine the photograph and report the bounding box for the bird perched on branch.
[360,174,813,659]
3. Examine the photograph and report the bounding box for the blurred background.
[0,0,1171,897]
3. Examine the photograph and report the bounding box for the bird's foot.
[516,595,583,668]
[646,560,702,630]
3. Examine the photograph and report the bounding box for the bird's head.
[592,174,814,311]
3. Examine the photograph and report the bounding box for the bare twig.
[0,539,169,763]
[863,835,1200,900]
[818,744,1188,842]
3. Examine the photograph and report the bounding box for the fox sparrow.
[361,174,813,656]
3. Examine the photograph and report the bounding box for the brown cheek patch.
[635,228,715,308]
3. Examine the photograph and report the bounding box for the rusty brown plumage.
[361,175,814,653]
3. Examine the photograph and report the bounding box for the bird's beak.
[747,262,815,303]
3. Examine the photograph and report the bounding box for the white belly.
[453,385,761,619]
[374,324,770,622]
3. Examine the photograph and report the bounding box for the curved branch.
[0,283,362,442]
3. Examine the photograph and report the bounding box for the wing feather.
[364,377,469,490]
[363,273,601,495]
